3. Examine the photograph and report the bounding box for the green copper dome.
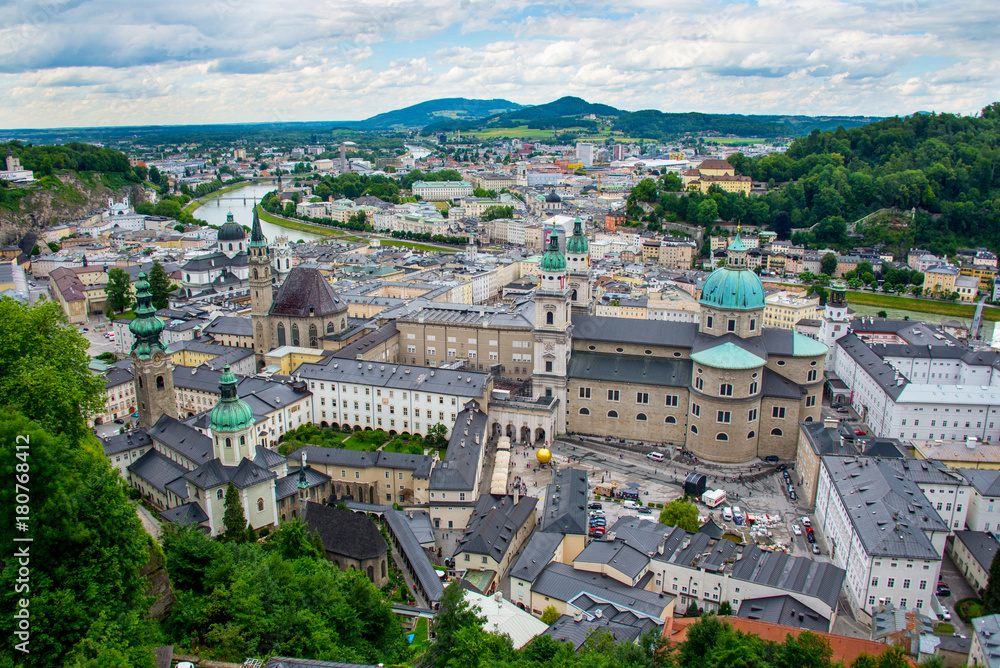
[209,364,255,433]
[129,272,168,359]
[699,233,764,311]
[539,232,566,272]
[565,216,589,255]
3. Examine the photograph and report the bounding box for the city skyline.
[2,0,999,129]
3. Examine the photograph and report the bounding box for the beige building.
[949,531,998,595]
[925,264,959,295]
[658,240,697,270]
[763,291,821,330]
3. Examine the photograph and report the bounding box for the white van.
[647,452,665,462]
[722,507,733,522]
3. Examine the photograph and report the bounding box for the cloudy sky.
[1,0,997,129]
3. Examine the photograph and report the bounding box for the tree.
[427,422,448,446]
[105,267,131,315]
[263,519,324,561]
[820,252,838,276]
[430,581,485,667]
[541,605,561,625]
[147,260,175,310]
[0,299,105,439]
[984,547,1000,614]
[658,499,699,532]
[772,211,792,240]
[695,199,719,225]
[222,482,251,543]
[0,415,156,667]
[877,310,888,317]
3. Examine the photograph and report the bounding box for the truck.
[702,489,726,508]
[930,595,951,621]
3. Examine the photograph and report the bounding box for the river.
[193,181,324,242]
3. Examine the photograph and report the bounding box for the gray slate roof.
[821,456,949,560]
[836,334,907,400]
[103,429,152,456]
[545,597,661,649]
[572,314,698,348]
[183,457,276,491]
[540,468,588,534]
[574,539,650,580]
[275,467,331,501]
[761,368,805,400]
[383,508,444,602]
[149,414,214,465]
[730,545,847,609]
[305,503,387,560]
[972,615,1000,668]
[270,267,348,317]
[567,351,691,388]
[960,469,1000,497]
[203,315,253,337]
[736,594,828,631]
[456,494,537,561]
[954,531,1000,573]
[296,359,488,400]
[430,402,488,492]
[160,502,209,527]
[606,517,673,555]
[531,562,672,619]
[286,446,433,477]
[127,450,188,495]
[509,531,564,583]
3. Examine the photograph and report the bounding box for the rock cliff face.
[0,173,145,243]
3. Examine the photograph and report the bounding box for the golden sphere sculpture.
[536,448,552,464]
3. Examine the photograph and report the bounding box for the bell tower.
[532,231,572,434]
[249,205,273,370]
[565,215,591,313]
[130,272,176,429]
[209,364,257,465]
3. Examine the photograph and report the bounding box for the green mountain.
[353,97,523,129]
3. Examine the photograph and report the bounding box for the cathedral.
[248,207,352,369]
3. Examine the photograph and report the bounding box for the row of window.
[275,320,345,347]
[871,577,928,590]
[705,315,757,332]
[902,419,993,428]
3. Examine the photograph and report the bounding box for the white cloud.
[0,0,998,128]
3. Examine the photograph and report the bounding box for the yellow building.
[961,264,996,292]
[911,439,1000,470]
[925,265,959,295]
[264,346,329,376]
[763,291,821,330]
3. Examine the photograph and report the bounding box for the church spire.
[129,272,167,359]
[250,201,267,247]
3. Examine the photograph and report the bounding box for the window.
[691,425,699,434]
[869,596,876,606]
[750,318,756,331]
[747,431,755,439]
[695,377,704,390]
[717,411,731,423]
[772,406,786,419]
[872,577,878,587]
[727,319,736,332]
[719,383,733,397]
[636,392,649,404]
[607,410,618,418]
[807,370,817,382]
[748,408,758,421]
[692,403,700,417]
[771,428,782,436]
[257,498,264,511]
[919,580,927,590]
[665,395,679,407]
[636,413,647,421]
[666,416,677,424]
[579,408,590,415]
[716,433,729,441]
[903,579,910,589]
[546,312,554,325]
[706,315,714,328]
[217,489,224,500]
[580,387,591,399]
[545,361,552,372]
[291,324,300,346]
[749,381,758,395]
[806,395,816,407]
[887,578,895,588]
[608,390,620,401]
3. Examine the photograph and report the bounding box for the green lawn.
[183,181,250,213]
[846,291,1000,321]
[255,206,344,237]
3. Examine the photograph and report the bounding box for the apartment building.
[763,292,821,330]
[412,181,474,201]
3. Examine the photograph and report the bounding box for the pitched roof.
[304,503,388,560]
[541,468,588,534]
[383,508,444,602]
[103,428,152,456]
[270,267,348,317]
[509,531,564,583]
[183,457,276,491]
[531,562,672,619]
[575,538,650,580]
[160,502,209,527]
[456,494,537,561]
[736,595,828,631]
[149,414,213,465]
[568,351,691,388]
[730,545,846,609]
[954,531,1000,573]
[960,469,1000,497]
[127,450,188,494]
[571,314,698,348]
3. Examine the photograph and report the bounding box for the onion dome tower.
[209,363,257,464]
[130,272,175,428]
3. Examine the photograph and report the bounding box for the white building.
[412,181,474,201]
[814,456,949,624]
[293,360,490,438]
[960,469,1000,536]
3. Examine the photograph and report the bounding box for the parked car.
[131,412,139,418]
[638,507,652,515]
[589,510,605,517]
[113,418,124,424]
[812,544,821,555]
[837,406,849,413]
[792,525,802,536]
[854,429,867,436]
[805,526,814,535]
[764,455,780,463]
[801,517,811,527]
[623,500,641,509]
[807,533,816,543]
[588,503,603,510]
[776,464,787,472]
[789,490,797,501]
[831,402,841,409]
[937,584,952,597]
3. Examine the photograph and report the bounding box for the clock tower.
[532,232,572,435]
[130,271,176,429]
[249,205,273,370]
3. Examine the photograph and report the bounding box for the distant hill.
[352,98,524,129]
[416,96,881,138]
